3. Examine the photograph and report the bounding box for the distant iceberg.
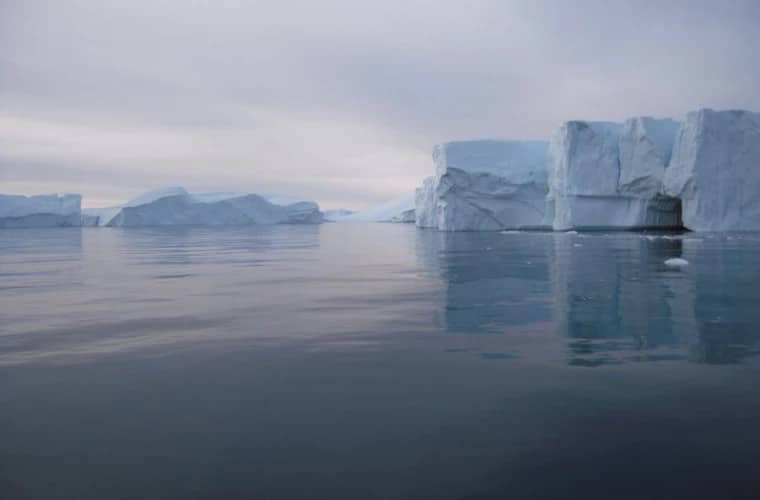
[338,193,415,223]
[80,187,323,227]
[323,209,355,221]
[0,194,82,228]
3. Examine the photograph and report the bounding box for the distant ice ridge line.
[0,193,82,228]
[83,187,324,227]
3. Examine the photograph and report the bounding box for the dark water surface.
[2,224,760,499]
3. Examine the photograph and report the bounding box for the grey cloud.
[1,0,759,208]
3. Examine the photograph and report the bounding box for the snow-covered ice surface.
[0,194,82,228]
[417,140,551,231]
[664,109,760,231]
[339,192,415,223]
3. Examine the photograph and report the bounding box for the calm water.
[2,224,760,499]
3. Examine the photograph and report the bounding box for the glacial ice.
[664,109,760,231]
[548,118,682,231]
[0,194,82,228]
[416,140,551,231]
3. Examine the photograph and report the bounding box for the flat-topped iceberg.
[416,140,551,231]
[416,107,760,232]
[664,109,760,231]
[0,193,82,228]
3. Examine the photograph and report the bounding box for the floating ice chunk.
[664,258,689,267]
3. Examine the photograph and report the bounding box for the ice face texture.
[548,119,682,230]
[0,194,82,228]
[414,177,437,228]
[664,109,760,231]
[417,140,551,231]
[106,188,322,227]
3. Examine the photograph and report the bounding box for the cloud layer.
[2,0,759,208]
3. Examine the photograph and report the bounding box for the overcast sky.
[1,0,759,208]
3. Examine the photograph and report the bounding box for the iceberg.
[0,193,82,228]
[339,192,415,223]
[548,118,682,230]
[416,140,551,231]
[103,187,322,227]
[81,206,122,227]
[664,109,760,231]
[323,209,355,221]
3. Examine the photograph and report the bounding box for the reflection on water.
[2,226,760,366]
[3,225,760,499]
[417,228,760,366]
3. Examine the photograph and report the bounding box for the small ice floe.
[664,258,689,267]
[573,243,583,247]
[500,230,520,234]
[565,230,579,235]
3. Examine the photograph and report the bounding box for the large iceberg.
[548,118,682,230]
[416,140,551,231]
[664,109,760,231]
[0,194,82,228]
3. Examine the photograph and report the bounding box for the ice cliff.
[664,109,760,231]
[416,140,551,231]
[0,194,82,228]
[548,118,682,230]
[418,108,759,232]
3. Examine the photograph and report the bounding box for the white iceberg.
[548,118,682,231]
[664,109,760,231]
[0,193,82,228]
[416,140,551,231]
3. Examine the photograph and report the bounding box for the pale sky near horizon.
[1,0,759,209]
